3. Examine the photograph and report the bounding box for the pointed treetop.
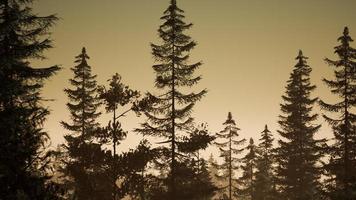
[249,138,254,145]
[298,49,303,57]
[295,49,308,63]
[223,112,236,125]
[343,26,349,36]
[337,26,353,43]
[228,112,232,120]
[262,124,270,133]
[76,47,90,63]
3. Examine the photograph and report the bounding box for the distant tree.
[319,27,356,200]
[0,0,61,198]
[214,112,246,200]
[254,125,277,200]
[185,124,216,200]
[192,158,217,200]
[239,138,258,200]
[61,47,104,200]
[135,0,207,199]
[208,154,225,200]
[276,50,324,199]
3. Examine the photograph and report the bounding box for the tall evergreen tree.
[0,0,60,198]
[61,47,102,200]
[276,50,324,200]
[254,125,276,200]
[135,0,207,199]
[214,112,246,200]
[319,27,356,200]
[61,47,100,137]
[239,138,258,200]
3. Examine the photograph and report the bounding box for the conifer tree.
[319,27,356,200]
[61,47,102,200]
[98,73,139,156]
[97,73,140,199]
[135,0,207,199]
[239,138,258,200]
[214,112,246,200]
[254,125,276,200]
[62,47,100,137]
[0,0,60,198]
[276,50,324,200]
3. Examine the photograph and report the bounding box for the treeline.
[0,0,355,200]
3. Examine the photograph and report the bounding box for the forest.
[0,0,355,200]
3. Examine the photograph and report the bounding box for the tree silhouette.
[97,73,141,199]
[0,0,60,198]
[135,0,207,199]
[115,140,158,200]
[239,138,258,200]
[61,48,101,137]
[276,50,324,199]
[214,112,246,200]
[98,73,139,156]
[61,47,103,200]
[320,27,356,200]
[254,125,277,200]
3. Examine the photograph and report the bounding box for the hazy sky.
[32,0,356,154]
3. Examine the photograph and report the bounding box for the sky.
[31,0,356,155]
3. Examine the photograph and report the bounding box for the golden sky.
[32,0,356,154]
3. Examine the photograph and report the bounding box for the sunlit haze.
[32,0,356,155]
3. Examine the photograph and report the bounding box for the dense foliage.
[275,50,324,199]
[0,0,60,199]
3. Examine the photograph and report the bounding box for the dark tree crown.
[276,50,323,200]
[319,27,356,199]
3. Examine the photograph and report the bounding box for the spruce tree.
[214,112,246,200]
[276,50,324,200]
[0,0,60,198]
[254,125,276,200]
[319,27,356,200]
[135,0,207,199]
[61,47,100,137]
[239,138,258,200]
[61,47,102,200]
